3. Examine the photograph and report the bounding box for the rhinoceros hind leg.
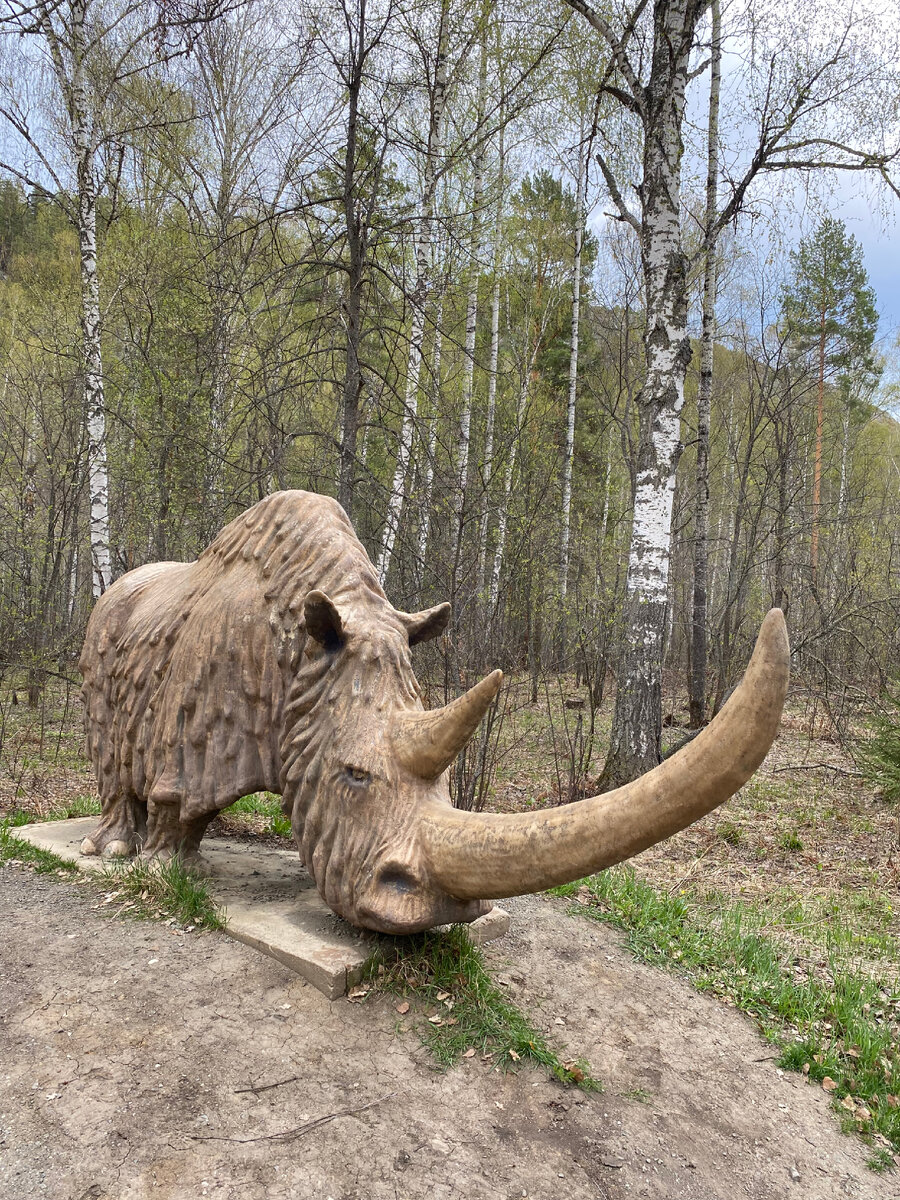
[80,794,146,858]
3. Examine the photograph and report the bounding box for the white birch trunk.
[476,127,505,598]
[489,329,544,610]
[71,0,111,598]
[689,0,721,726]
[488,368,530,611]
[451,25,489,577]
[377,2,450,583]
[601,0,697,787]
[558,133,586,605]
[415,300,444,597]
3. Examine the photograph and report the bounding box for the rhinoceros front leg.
[140,786,217,875]
[81,793,147,859]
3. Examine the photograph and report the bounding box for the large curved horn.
[393,669,504,779]
[420,609,789,900]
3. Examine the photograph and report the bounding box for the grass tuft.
[99,857,225,930]
[0,821,79,873]
[365,926,599,1090]
[554,866,900,1152]
[5,795,101,825]
[1,819,223,931]
[222,792,292,837]
[865,1147,896,1173]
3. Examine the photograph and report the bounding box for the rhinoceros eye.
[345,766,371,786]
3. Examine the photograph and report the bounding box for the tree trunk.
[414,298,444,598]
[689,0,721,728]
[476,128,505,600]
[558,131,586,618]
[450,21,489,597]
[376,0,449,583]
[600,0,699,790]
[337,7,368,517]
[72,0,111,598]
[811,305,826,590]
[772,375,793,614]
[489,339,538,611]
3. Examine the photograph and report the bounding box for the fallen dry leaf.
[462,1048,476,1059]
[395,1001,410,1015]
[821,1077,838,1092]
[509,1049,520,1061]
[562,1059,586,1083]
[840,1095,856,1111]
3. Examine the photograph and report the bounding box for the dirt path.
[0,866,893,1200]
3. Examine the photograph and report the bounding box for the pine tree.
[780,218,880,591]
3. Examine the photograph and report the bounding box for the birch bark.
[489,330,544,610]
[70,0,111,598]
[688,0,720,728]
[599,0,704,789]
[376,0,450,583]
[558,132,586,609]
[488,370,530,611]
[476,127,505,600]
[450,22,489,590]
[414,297,444,598]
[337,1,370,517]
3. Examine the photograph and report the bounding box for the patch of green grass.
[623,1086,652,1103]
[223,792,292,838]
[99,857,225,931]
[554,866,900,1151]
[3,796,102,826]
[365,926,599,1090]
[716,819,745,847]
[0,822,78,873]
[1,820,223,931]
[778,829,804,853]
[865,1147,896,1173]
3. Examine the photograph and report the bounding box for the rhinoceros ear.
[304,590,345,651]
[399,602,452,646]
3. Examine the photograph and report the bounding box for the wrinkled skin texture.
[79,491,487,933]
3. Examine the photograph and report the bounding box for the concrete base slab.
[11,818,510,1000]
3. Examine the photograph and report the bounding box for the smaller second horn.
[392,670,503,779]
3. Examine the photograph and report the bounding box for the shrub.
[858,688,900,803]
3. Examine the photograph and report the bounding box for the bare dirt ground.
[1,865,893,1200]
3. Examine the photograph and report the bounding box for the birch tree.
[159,2,310,535]
[557,127,586,614]
[565,0,900,785]
[376,0,451,582]
[0,0,122,596]
[321,0,398,517]
[0,0,218,596]
[564,0,709,787]
[688,0,720,728]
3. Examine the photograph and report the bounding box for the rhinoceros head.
[280,581,790,937]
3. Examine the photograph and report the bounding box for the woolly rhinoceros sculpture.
[79,490,790,934]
